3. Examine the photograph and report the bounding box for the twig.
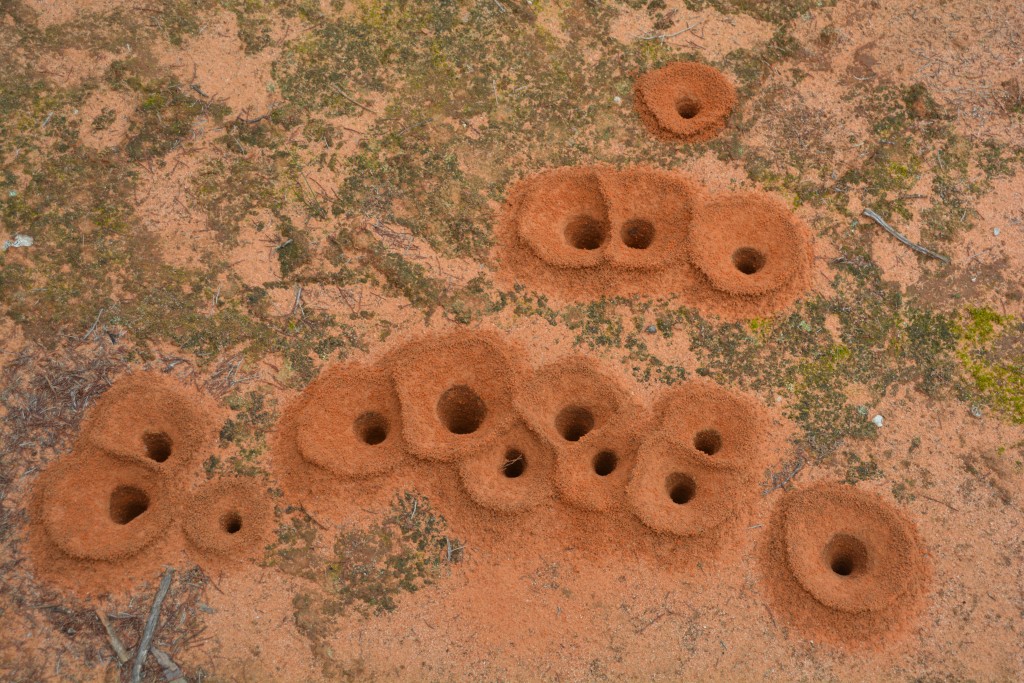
[83,308,105,341]
[330,85,377,114]
[639,19,706,41]
[150,647,187,682]
[919,493,959,512]
[96,611,130,665]
[863,208,950,264]
[131,568,174,683]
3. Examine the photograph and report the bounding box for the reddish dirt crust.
[493,165,813,319]
[633,61,738,142]
[25,372,274,597]
[759,482,931,646]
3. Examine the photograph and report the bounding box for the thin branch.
[639,19,706,41]
[131,568,174,683]
[863,208,950,264]
[96,611,130,665]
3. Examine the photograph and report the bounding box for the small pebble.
[613,96,623,105]
[871,414,884,427]
[645,324,657,334]
[970,405,983,418]
[993,228,1000,236]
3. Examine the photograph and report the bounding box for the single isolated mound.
[760,482,930,646]
[633,61,737,142]
[183,478,273,560]
[79,370,216,472]
[295,363,408,479]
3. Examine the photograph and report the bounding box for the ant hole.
[437,385,487,435]
[354,411,389,445]
[109,486,150,525]
[676,97,701,119]
[143,432,172,463]
[621,219,655,250]
[666,473,696,505]
[503,449,526,478]
[220,511,243,535]
[732,247,766,275]
[593,450,618,476]
[693,429,722,456]
[564,216,608,250]
[555,406,595,441]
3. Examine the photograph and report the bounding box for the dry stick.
[862,208,951,264]
[131,567,174,683]
[96,610,130,665]
[331,85,377,115]
[639,19,706,41]
[150,647,187,683]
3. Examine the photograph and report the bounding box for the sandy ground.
[1,0,1023,681]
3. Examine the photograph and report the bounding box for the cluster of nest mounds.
[27,372,273,594]
[273,329,931,647]
[759,482,931,646]
[634,62,737,143]
[494,166,813,318]
[272,329,770,545]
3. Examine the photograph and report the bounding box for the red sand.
[494,165,813,319]
[633,62,738,143]
[759,482,931,646]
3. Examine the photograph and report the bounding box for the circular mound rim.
[633,61,737,143]
[686,192,809,297]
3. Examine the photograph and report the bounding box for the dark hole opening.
[142,432,173,463]
[109,485,150,525]
[824,534,869,578]
[666,473,696,505]
[555,405,595,442]
[354,411,389,445]
[732,247,766,275]
[593,450,618,476]
[436,385,487,435]
[676,97,701,119]
[502,449,526,478]
[621,219,655,250]
[693,429,722,456]
[564,216,609,250]
[220,511,243,535]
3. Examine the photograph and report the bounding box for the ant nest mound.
[760,482,930,646]
[183,478,273,559]
[495,165,813,319]
[272,328,776,569]
[633,61,737,143]
[27,372,273,595]
[295,363,408,478]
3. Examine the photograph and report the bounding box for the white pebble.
[871,414,884,427]
[613,96,622,105]
[994,228,1000,236]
